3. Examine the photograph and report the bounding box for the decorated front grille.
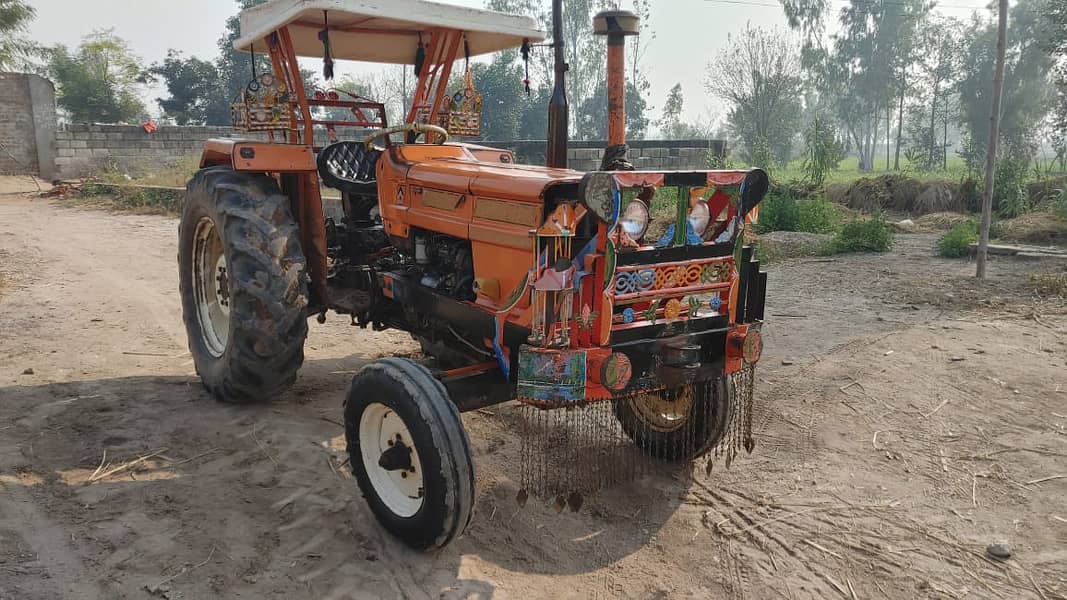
[611,257,734,326]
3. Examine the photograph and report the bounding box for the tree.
[216,0,273,105]
[658,83,684,139]
[803,114,845,185]
[907,16,963,170]
[486,0,654,140]
[48,30,146,123]
[957,0,1055,168]
[706,24,804,165]
[976,0,1009,280]
[576,80,648,140]
[781,0,928,172]
[471,52,527,140]
[149,51,229,125]
[0,0,39,71]
[1047,0,1067,170]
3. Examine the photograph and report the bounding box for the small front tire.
[614,377,734,461]
[344,358,475,550]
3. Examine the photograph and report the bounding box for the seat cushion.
[317,141,381,196]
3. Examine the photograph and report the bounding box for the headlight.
[620,200,649,240]
[579,172,620,227]
[688,199,710,236]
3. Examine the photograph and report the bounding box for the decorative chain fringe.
[517,367,757,509]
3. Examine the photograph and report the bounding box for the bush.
[826,215,894,254]
[994,158,1031,218]
[797,196,840,234]
[937,222,978,258]
[756,190,801,233]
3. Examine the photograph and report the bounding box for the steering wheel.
[364,123,449,149]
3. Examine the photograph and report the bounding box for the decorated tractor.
[178,0,768,550]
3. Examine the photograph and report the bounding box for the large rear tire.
[344,358,475,550]
[614,377,734,461]
[178,167,308,403]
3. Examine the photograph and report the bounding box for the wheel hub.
[359,403,424,517]
[192,217,230,357]
[630,385,695,432]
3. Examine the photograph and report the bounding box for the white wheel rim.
[359,403,424,518]
[192,217,230,358]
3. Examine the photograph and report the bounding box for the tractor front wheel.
[614,377,734,461]
[178,168,308,403]
[344,358,474,550]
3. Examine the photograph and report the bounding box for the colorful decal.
[602,239,617,292]
[621,307,635,324]
[643,303,658,324]
[709,295,723,311]
[664,299,682,320]
[688,296,702,317]
[516,346,587,403]
[577,303,598,331]
[599,352,633,392]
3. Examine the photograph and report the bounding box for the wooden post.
[976,0,1008,280]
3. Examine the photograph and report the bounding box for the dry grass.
[914,212,975,231]
[1029,271,1067,297]
[998,212,1067,245]
[828,175,966,215]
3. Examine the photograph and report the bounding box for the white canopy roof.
[234,0,545,64]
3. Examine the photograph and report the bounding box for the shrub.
[756,190,800,233]
[937,222,978,258]
[994,158,1031,218]
[825,215,894,254]
[797,196,840,234]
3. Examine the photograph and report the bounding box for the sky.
[25,0,989,133]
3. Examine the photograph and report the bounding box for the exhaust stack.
[593,10,640,150]
[546,0,568,169]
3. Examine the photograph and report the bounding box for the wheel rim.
[629,386,695,432]
[192,217,230,358]
[359,403,424,518]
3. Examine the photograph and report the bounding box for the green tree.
[48,30,146,123]
[216,0,272,105]
[576,79,648,141]
[706,24,804,165]
[149,51,230,125]
[471,52,527,140]
[803,114,844,184]
[1046,0,1067,170]
[658,83,684,139]
[907,16,963,171]
[957,0,1055,168]
[0,0,39,71]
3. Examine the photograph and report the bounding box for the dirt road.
[1,181,1065,599]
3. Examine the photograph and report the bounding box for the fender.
[199,138,327,309]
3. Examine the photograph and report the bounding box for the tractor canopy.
[234,0,546,63]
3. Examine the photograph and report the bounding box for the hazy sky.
[25,0,987,131]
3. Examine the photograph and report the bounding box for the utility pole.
[976,0,1008,279]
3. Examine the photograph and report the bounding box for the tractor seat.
[317,141,381,196]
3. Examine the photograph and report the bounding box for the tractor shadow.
[0,355,693,596]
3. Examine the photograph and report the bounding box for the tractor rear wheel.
[178,167,308,403]
[614,377,734,461]
[344,358,474,550]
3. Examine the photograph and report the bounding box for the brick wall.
[0,72,56,178]
[53,124,381,179]
[484,139,726,171]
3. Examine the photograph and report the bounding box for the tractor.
[178,0,769,550]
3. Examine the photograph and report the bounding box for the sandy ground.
[1,175,1066,599]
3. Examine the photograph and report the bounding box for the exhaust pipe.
[546,0,568,169]
[593,10,639,170]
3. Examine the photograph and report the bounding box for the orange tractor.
[178,0,768,550]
